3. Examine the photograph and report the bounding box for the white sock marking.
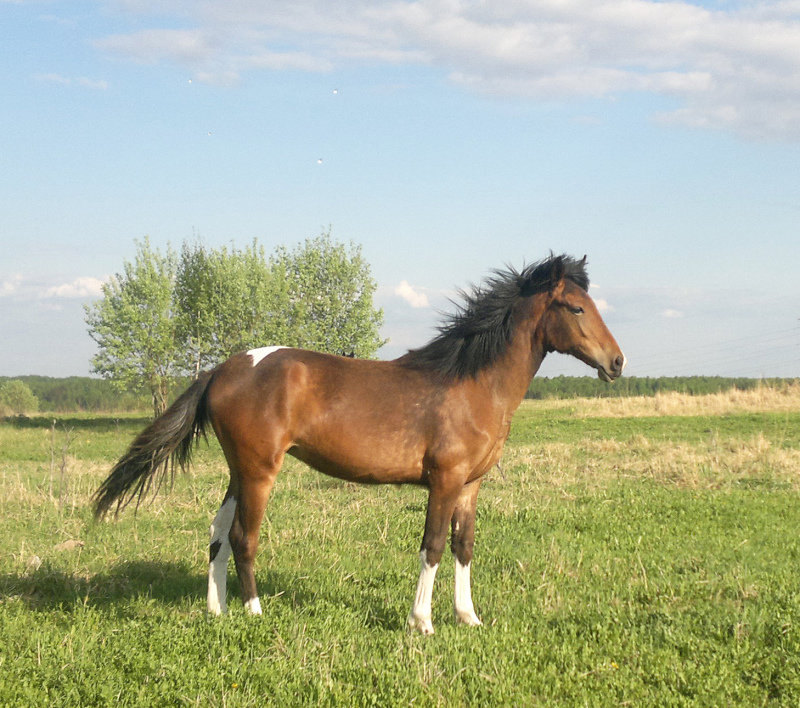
[207,496,236,615]
[454,559,482,626]
[244,597,262,615]
[407,550,439,635]
[247,346,286,367]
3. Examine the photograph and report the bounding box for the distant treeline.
[0,376,180,413]
[526,376,799,400]
[2,375,798,413]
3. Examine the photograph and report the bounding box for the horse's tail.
[93,371,215,519]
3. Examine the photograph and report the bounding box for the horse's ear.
[549,255,565,291]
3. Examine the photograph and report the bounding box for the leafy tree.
[84,238,179,417]
[270,232,386,356]
[85,232,386,416]
[176,231,386,367]
[174,240,288,376]
[0,379,39,416]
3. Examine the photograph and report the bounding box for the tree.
[174,240,288,376]
[0,380,39,416]
[86,232,386,416]
[85,238,179,417]
[270,231,386,356]
[175,231,386,366]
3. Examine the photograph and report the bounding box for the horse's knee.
[229,529,258,564]
[450,509,476,564]
[451,535,474,566]
[421,537,448,566]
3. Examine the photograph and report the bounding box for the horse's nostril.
[614,355,624,371]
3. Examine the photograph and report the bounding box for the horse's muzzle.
[597,353,626,382]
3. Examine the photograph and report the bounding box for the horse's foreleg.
[408,549,439,635]
[228,462,280,615]
[407,476,464,635]
[451,478,483,627]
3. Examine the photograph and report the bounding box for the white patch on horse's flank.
[245,597,262,615]
[407,549,439,635]
[454,559,482,626]
[207,496,236,615]
[247,346,287,367]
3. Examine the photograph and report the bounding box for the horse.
[93,253,625,634]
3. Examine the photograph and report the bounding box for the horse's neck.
[480,300,547,414]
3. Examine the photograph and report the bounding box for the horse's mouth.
[571,349,624,383]
[597,366,615,383]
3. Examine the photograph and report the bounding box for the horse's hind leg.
[208,487,237,615]
[228,459,282,614]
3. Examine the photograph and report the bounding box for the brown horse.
[94,254,624,634]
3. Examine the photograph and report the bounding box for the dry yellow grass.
[501,432,800,492]
[524,382,800,418]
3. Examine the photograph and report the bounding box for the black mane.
[397,254,589,380]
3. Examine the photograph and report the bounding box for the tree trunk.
[151,377,169,418]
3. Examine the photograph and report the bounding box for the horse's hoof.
[455,610,483,627]
[244,597,262,615]
[407,614,435,635]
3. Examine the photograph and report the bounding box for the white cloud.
[588,284,613,313]
[0,274,23,296]
[95,28,217,66]
[0,274,106,301]
[35,73,108,90]
[662,308,684,319]
[95,26,331,83]
[38,14,77,27]
[94,0,800,140]
[594,298,613,313]
[395,280,430,309]
[44,276,107,299]
[35,72,72,85]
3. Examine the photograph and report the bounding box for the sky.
[2,0,799,380]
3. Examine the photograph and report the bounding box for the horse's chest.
[472,417,512,478]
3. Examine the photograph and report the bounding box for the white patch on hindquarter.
[247,346,287,367]
[407,550,439,635]
[207,496,236,615]
[454,559,482,626]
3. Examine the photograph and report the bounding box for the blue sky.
[2,0,799,379]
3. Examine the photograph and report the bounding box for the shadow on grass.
[0,561,319,615]
[356,588,409,632]
[2,415,150,433]
[1,559,409,629]
[1,560,203,611]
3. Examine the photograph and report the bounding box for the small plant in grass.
[48,420,74,506]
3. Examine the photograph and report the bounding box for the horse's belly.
[287,440,426,485]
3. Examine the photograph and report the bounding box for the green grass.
[2,402,800,705]
[509,402,800,447]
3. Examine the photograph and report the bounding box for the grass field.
[2,388,800,706]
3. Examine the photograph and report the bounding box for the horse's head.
[541,259,625,382]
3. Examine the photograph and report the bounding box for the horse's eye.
[569,306,584,315]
